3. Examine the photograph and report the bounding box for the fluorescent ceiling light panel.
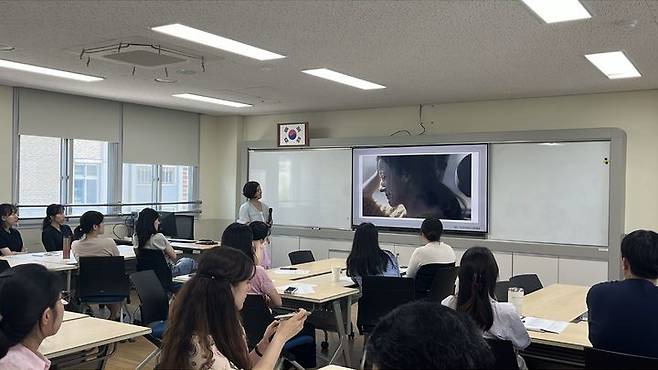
[172,93,252,108]
[301,68,386,90]
[521,0,591,23]
[0,59,103,82]
[151,24,285,61]
[585,51,641,79]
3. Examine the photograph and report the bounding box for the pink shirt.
[260,246,271,270]
[248,266,276,298]
[0,344,51,370]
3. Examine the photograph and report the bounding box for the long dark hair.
[346,223,390,278]
[249,221,270,241]
[456,246,498,331]
[42,204,65,231]
[159,247,255,369]
[0,264,61,358]
[221,223,255,261]
[135,208,159,249]
[73,211,104,241]
[0,204,17,229]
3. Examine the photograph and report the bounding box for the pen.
[279,267,298,270]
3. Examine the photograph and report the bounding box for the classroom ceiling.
[0,0,657,116]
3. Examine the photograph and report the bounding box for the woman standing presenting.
[237,181,272,225]
[237,181,272,269]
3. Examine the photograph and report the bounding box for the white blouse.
[237,201,270,224]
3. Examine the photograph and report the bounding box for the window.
[17,136,113,218]
[71,140,109,215]
[122,164,195,213]
[18,135,62,218]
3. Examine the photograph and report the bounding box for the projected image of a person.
[364,155,464,219]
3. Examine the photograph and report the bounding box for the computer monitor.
[158,211,178,238]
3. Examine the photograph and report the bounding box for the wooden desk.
[268,258,346,283]
[62,311,88,322]
[318,366,355,370]
[41,317,150,367]
[170,241,219,254]
[521,284,590,367]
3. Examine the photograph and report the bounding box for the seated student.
[41,204,73,252]
[405,217,455,278]
[133,208,196,277]
[0,203,23,256]
[222,223,281,308]
[366,301,494,369]
[249,221,272,270]
[159,247,307,370]
[442,246,530,369]
[587,229,658,358]
[71,210,121,320]
[346,222,400,286]
[0,264,64,370]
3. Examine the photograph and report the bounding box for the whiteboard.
[488,142,609,246]
[248,148,352,229]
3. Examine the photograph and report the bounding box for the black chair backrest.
[77,256,129,299]
[428,266,459,302]
[289,250,315,265]
[485,338,519,370]
[509,274,543,294]
[414,262,455,299]
[240,295,275,349]
[0,260,10,274]
[174,215,195,240]
[584,347,658,369]
[130,270,169,325]
[495,280,513,302]
[357,276,415,334]
[136,248,173,293]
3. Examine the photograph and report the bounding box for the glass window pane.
[18,135,61,218]
[122,164,154,213]
[160,165,194,212]
[71,140,109,215]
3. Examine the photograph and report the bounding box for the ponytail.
[43,204,65,231]
[456,247,498,331]
[135,208,159,249]
[0,264,61,358]
[72,211,104,241]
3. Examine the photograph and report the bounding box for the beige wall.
[243,90,658,232]
[197,114,243,240]
[0,86,12,202]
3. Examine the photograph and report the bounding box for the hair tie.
[198,273,217,280]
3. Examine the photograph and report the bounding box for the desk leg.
[66,270,71,291]
[332,299,352,366]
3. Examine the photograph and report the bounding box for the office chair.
[130,270,169,370]
[135,248,174,293]
[241,295,316,370]
[76,256,129,321]
[357,276,415,368]
[584,347,658,369]
[485,338,519,370]
[495,280,513,302]
[174,214,195,240]
[428,266,459,302]
[0,259,10,274]
[413,262,456,300]
[288,250,315,265]
[509,274,543,294]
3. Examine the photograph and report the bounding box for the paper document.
[522,317,569,334]
[273,269,310,275]
[277,283,317,295]
[340,276,356,286]
[173,274,193,283]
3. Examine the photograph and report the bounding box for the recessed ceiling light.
[0,45,15,52]
[176,68,196,75]
[521,0,591,24]
[585,51,641,79]
[152,24,285,61]
[301,68,386,90]
[0,59,104,82]
[172,93,252,108]
[154,77,177,83]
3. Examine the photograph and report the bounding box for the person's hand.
[273,309,307,342]
[262,320,279,342]
[362,171,381,198]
